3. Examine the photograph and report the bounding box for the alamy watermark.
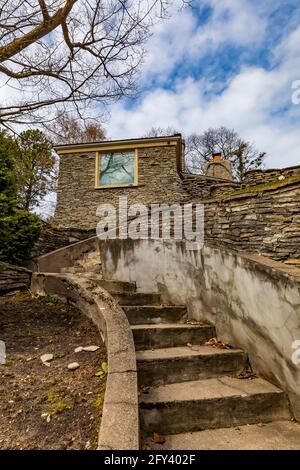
[96,196,204,250]
[291,80,300,104]
[291,340,300,365]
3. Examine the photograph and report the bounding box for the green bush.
[0,209,42,264]
[0,131,20,212]
[0,131,42,264]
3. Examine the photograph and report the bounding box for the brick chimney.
[204,152,233,181]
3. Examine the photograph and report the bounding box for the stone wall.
[91,178,300,264]
[100,238,300,420]
[50,175,300,264]
[33,223,95,257]
[244,165,300,185]
[204,180,300,262]
[0,262,31,294]
[54,146,188,230]
[182,174,239,200]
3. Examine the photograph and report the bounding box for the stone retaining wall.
[204,180,300,262]
[181,174,239,200]
[33,223,94,257]
[244,165,300,185]
[0,262,31,294]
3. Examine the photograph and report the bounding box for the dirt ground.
[0,291,107,450]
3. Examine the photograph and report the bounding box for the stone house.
[52,134,300,264]
[53,134,234,230]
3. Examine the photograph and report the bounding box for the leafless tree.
[186,126,266,181]
[44,111,106,144]
[143,126,180,137]
[0,0,170,128]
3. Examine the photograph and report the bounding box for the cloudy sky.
[106,0,300,168]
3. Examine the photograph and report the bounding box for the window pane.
[99,151,135,186]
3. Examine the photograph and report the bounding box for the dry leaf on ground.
[151,432,166,444]
[205,337,232,349]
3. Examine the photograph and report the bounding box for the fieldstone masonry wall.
[54,146,188,229]
[0,262,31,294]
[33,223,95,257]
[244,165,300,185]
[204,181,300,262]
[182,175,239,200]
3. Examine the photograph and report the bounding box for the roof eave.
[53,134,182,153]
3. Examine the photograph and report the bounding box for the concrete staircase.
[80,274,299,449]
[60,251,102,275]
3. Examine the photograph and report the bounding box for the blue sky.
[107,0,300,168]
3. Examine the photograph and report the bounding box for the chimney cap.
[213,151,222,161]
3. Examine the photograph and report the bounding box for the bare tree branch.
[0,0,171,125]
[186,126,266,181]
[0,1,77,62]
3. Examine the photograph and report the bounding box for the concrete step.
[132,323,216,350]
[61,266,86,273]
[142,420,300,450]
[61,266,102,274]
[113,292,161,306]
[81,274,136,293]
[136,345,247,386]
[139,376,290,436]
[122,305,187,325]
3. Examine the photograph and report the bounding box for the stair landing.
[143,420,300,450]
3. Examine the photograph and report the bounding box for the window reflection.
[99,151,135,186]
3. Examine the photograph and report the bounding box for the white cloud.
[190,0,267,52]
[106,5,300,169]
[141,0,268,84]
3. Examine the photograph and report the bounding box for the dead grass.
[0,292,107,450]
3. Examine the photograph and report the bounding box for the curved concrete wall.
[100,239,300,420]
[34,236,99,273]
[31,272,139,450]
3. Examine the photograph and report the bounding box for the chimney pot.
[213,152,222,162]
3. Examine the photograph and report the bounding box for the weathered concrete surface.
[123,305,187,325]
[140,376,290,435]
[35,236,99,273]
[131,323,215,350]
[144,420,300,450]
[136,345,247,386]
[80,274,136,293]
[100,239,300,420]
[30,272,139,450]
[113,292,161,306]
